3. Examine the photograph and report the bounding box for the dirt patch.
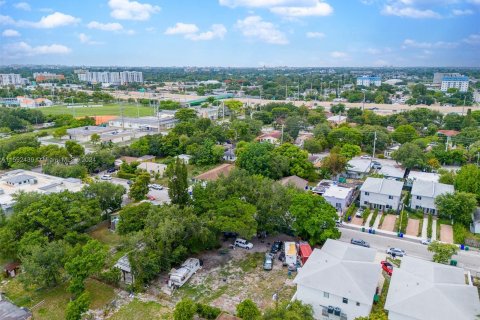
[380,215,397,232]
[440,224,454,244]
[350,216,364,226]
[405,219,419,236]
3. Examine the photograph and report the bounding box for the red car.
[381,261,393,276]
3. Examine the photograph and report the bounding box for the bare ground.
[405,219,420,236]
[380,215,397,232]
[440,224,454,244]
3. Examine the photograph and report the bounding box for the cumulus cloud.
[220,0,333,17]
[14,2,31,11]
[235,15,288,44]
[463,33,480,44]
[2,29,20,37]
[87,21,124,31]
[306,31,325,38]
[164,23,199,35]
[403,38,457,48]
[20,12,80,28]
[108,0,160,21]
[0,15,16,25]
[452,8,474,15]
[382,4,441,18]
[4,41,71,58]
[330,51,348,58]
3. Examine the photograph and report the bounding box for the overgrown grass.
[109,299,171,320]
[371,277,390,318]
[427,215,433,239]
[378,212,386,228]
[387,257,401,267]
[237,252,263,273]
[344,204,356,222]
[399,210,408,234]
[89,222,122,248]
[417,218,424,237]
[362,208,371,225]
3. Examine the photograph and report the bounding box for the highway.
[339,227,480,275]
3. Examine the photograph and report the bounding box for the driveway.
[406,219,420,237]
[380,214,397,232]
[350,216,364,226]
[440,224,454,244]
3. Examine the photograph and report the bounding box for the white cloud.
[306,31,325,38]
[0,15,16,25]
[330,51,348,58]
[4,41,71,58]
[108,0,160,21]
[165,23,199,35]
[373,59,389,66]
[185,24,227,41]
[2,29,20,37]
[403,38,457,48]
[78,33,102,45]
[87,21,124,31]
[452,8,474,15]
[382,4,441,18]
[14,2,31,11]
[20,12,80,28]
[235,15,288,44]
[463,33,480,44]
[220,0,333,17]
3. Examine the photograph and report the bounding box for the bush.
[400,210,408,234]
[344,204,355,222]
[174,298,196,320]
[379,212,386,228]
[236,299,260,320]
[99,268,121,286]
[453,223,468,244]
[427,214,433,239]
[196,303,221,320]
[362,208,370,225]
[369,208,378,227]
[116,171,137,180]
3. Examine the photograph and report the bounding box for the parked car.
[350,238,370,248]
[381,261,393,276]
[386,247,406,257]
[371,161,382,169]
[222,231,238,241]
[263,253,274,271]
[360,155,372,159]
[101,174,112,180]
[420,238,431,245]
[147,195,156,201]
[234,238,253,250]
[336,218,342,226]
[355,208,364,218]
[270,241,283,254]
[106,168,116,173]
[127,180,133,185]
[148,184,163,190]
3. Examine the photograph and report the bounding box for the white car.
[386,247,406,257]
[420,239,431,245]
[234,238,254,250]
[355,208,364,218]
[360,155,372,159]
[148,184,164,190]
[101,174,112,180]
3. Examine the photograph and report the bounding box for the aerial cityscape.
[1,1,480,320]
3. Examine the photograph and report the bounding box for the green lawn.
[89,221,122,248]
[1,278,116,320]
[40,104,156,118]
[109,299,172,320]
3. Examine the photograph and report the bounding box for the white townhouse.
[410,180,454,215]
[360,177,403,212]
[293,239,381,320]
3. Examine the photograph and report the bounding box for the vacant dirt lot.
[380,215,397,232]
[440,224,454,244]
[405,219,420,236]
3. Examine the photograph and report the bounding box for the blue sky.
[0,0,479,67]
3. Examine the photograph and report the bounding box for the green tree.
[435,192,477,226]
[166,158,190,207]
[274,143,316,180]
[321,151,348,177]
[174,298,196,320]
[391,124,418,143]
[65,239,107,297]
[117,202,153,234]
[237,299,261,320]
[428,242,458,264]
[303,138,326,153]
[90,133,100,145]
[52,127,67,139]
[327,126,362,147]
[211,198,257,239]
[330,103,346,115]
[236,142,289,180]
[129,172,151,201]
[289,193,340,245]
[392,142,425,169]
[65,291,90,320]
[65,140,85,157]
[438,169,456,185]
[175,108,198,122]
[340,143,361,159]
[225,100,244,117]
[82,182,126,215]
[6,146,39,169]
[79,150,115,173]
[263,300,314,320]
[454,164,480,202]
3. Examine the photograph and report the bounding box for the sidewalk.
[372,214,382,229]
[432,219,437,241]
[421,216,428,239]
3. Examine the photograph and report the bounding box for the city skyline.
[0,0,479,67]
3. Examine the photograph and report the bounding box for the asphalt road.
[339,227,480,275]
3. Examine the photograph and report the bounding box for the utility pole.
[372,131,377,159]
[281,124,284,144]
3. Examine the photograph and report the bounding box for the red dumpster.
[298,242,312,265]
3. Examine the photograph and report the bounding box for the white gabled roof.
[411,180,454,198]
[360,177,403,197]
[293,239,380,305]
[385,256,480,320]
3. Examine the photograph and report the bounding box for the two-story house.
[360,177,403,212]
[293,239,381,320]
[410,180,454,215]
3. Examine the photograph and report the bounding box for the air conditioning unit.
[328,306,334,314]
[334,307,341,316]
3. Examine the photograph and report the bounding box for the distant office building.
[433,72,460,84]
[441,76,469,92]
[77,71,143,85]
[356,76,381,87]
[33,72,65,82]
[0,74,23,86]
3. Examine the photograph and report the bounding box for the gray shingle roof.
[360,177,403,197]
[411,180,454,198]
[4,174,36,185]
[0,297,32,320]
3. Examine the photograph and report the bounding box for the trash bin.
[450,260,457,266]
[372,229,376,234]
[397,232,401,237]
[373,294,380,303]
[460,244,465,250]
[368,229,372,234]
[399,233,404,238]
[348,216,352,222]
[465,246,470,251]
[362,227,365,232]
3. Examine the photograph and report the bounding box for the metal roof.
[4,174,36,185]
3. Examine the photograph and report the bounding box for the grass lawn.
[40,104,155,118]
[1,278,115,320]
[109,299,172,320]
[89,221,122,248]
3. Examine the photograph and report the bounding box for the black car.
[107,168,116,173]
[350,238,370,248]
[222,231,238,241]
[270,241,283,254]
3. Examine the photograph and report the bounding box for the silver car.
[386,247,406,257]
[263,253,274,271]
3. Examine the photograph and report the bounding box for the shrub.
[174,298,196,320]
[344,204,355,222]
[99,268,121,286]
[453,223,468,244]
[236,299,260,320]
[196,303,221,320]
[362,208,370,225]
[116,171,137,180]
[379,212,386,228]
[369,208,378,227]
[400,210,408,234]
[427,214,433,239]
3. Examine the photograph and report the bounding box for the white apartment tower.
[0,74,23,86]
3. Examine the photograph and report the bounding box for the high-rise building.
[33,72,65,82]
[356,76,381,87]
[120,71,143,84]
[76,71,143,85]
[441,76,469,92]
[0,74,23,86]
[433,72,460,84]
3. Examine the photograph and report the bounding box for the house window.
[364,192,370,196]
[343,298,348,304]
[364,201,368,205]
[324,292,329,298]
[417,196,422,200]
[356,302,360,306]
[389,195,393,199]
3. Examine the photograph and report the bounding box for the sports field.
[40,103,156,118]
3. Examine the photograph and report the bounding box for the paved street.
[339,227,480,275]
